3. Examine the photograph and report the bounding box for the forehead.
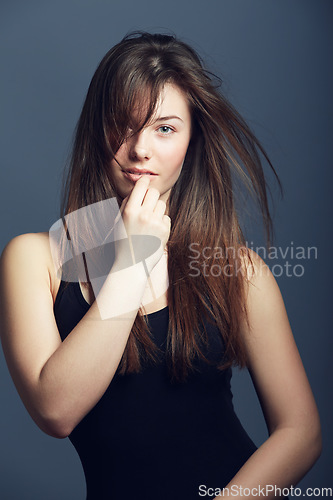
[156,84,190,116]
[130,83,191,127]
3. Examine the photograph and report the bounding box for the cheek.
[112,144,126,163]
[159,139,189,174]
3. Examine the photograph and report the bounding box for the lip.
[122,168,158,182]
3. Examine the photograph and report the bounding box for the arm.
[0,232,149,439]
[214,250,322,499]
[0,176,170,439]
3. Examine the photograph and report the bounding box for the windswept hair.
[60,31,282,383]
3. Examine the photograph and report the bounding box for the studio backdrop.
[0,1,331,498]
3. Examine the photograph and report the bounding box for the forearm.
[214,426,322,499]
[36,261,148,437]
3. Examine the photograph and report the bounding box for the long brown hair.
[60,31,282,383]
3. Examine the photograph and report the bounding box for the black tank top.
[53,279,259,500]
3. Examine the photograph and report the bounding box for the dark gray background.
[0,0,332,498]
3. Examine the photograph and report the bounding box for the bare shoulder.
[1,232,52,268]
[237,246,287,342]
[238,246,272,283]
[0,232,59,302]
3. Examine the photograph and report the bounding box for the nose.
[128,129,152,161]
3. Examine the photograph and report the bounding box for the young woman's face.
[109,83,192,211]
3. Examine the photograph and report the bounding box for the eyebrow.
[154,115,184,123]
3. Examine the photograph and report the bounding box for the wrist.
[89,261,149,320]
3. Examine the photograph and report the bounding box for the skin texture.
[0,85,321,498]
[109,83,192,212]
[106,83,192,313]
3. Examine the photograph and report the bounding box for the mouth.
[122,169,158,182]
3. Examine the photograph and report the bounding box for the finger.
[162,214,171,230]
[126,175,151,209]
[142,187,161,211]
[153,199,167,218]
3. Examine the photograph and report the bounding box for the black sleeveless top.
[54,280,258,500]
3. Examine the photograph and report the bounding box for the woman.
[0,32,321,499]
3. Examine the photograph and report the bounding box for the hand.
[113,176,171,274]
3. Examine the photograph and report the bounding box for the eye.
[157,125,174,135]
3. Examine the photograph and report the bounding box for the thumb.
[163,214,171,229]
